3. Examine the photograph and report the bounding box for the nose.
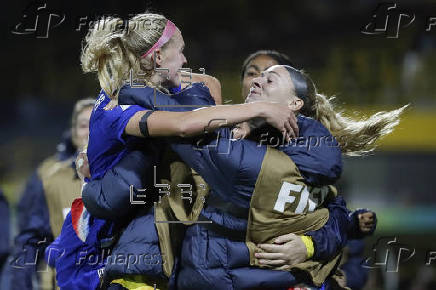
[182,53,187,65]
[252,76,262,89]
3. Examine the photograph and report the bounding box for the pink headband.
[141,20,176,58]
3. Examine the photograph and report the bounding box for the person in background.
[240,50,376,290]
[0,188,10,288]
[9,98,94,290]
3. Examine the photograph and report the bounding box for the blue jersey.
[87,90,145,180]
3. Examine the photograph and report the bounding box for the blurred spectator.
[9,99,94,290]
[0,189,10,287]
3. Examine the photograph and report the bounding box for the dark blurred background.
[1,0,436,289]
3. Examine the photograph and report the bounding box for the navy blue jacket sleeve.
[82,150,156,220]
[9,172,53,290]
[306,197,377,262]
[0,189,10,270]
[340,239,369,290]
[306,195,350,262]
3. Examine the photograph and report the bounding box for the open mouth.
[249,87,262,96]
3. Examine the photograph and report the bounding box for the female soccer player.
[166,64,405,289]
[240,50,377,290]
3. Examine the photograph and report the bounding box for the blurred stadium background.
[1,0,436,289]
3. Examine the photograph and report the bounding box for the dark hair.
[282,65,315,117]
[241,50,294,80]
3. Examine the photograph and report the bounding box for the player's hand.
[258,102,299,141]
[76,151,91,180]
[359,211,376,233]
[255,233,307,270]
[232,122,251,139]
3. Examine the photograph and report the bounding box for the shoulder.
[286,115,343,184]
[38,155,59,172]
[90,91,111,122]
[119,84,155,96]
[298,115,332,137]
[297,115,341,148]
[93,91,110,112]
[90,98,143,129]
[177,82,216,106]
[190,75,221,96]
[37,154,72,180]
[296,115,341,154]
[118,84,160,108]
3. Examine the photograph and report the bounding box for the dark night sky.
[2,0,436,176]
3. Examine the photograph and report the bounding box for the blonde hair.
[299,71,408,156]
[80,13,170,99]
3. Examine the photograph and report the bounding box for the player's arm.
[124,102,298,140]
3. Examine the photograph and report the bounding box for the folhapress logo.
[11,0,65,39]
[364,237,415,272]
[362,3,415,38]
[362,2,436,38]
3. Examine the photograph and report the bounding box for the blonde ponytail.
[80,14,168,99]
[81,17,125,97]
[293,70,408,156]
[312,93,408,156]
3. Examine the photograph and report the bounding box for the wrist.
[248,102,266,118]
[301,235,315,259]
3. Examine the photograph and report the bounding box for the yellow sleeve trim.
[301,235,314,259]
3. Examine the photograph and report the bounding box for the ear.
[152,48,163,66]
[289,98,304,111]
